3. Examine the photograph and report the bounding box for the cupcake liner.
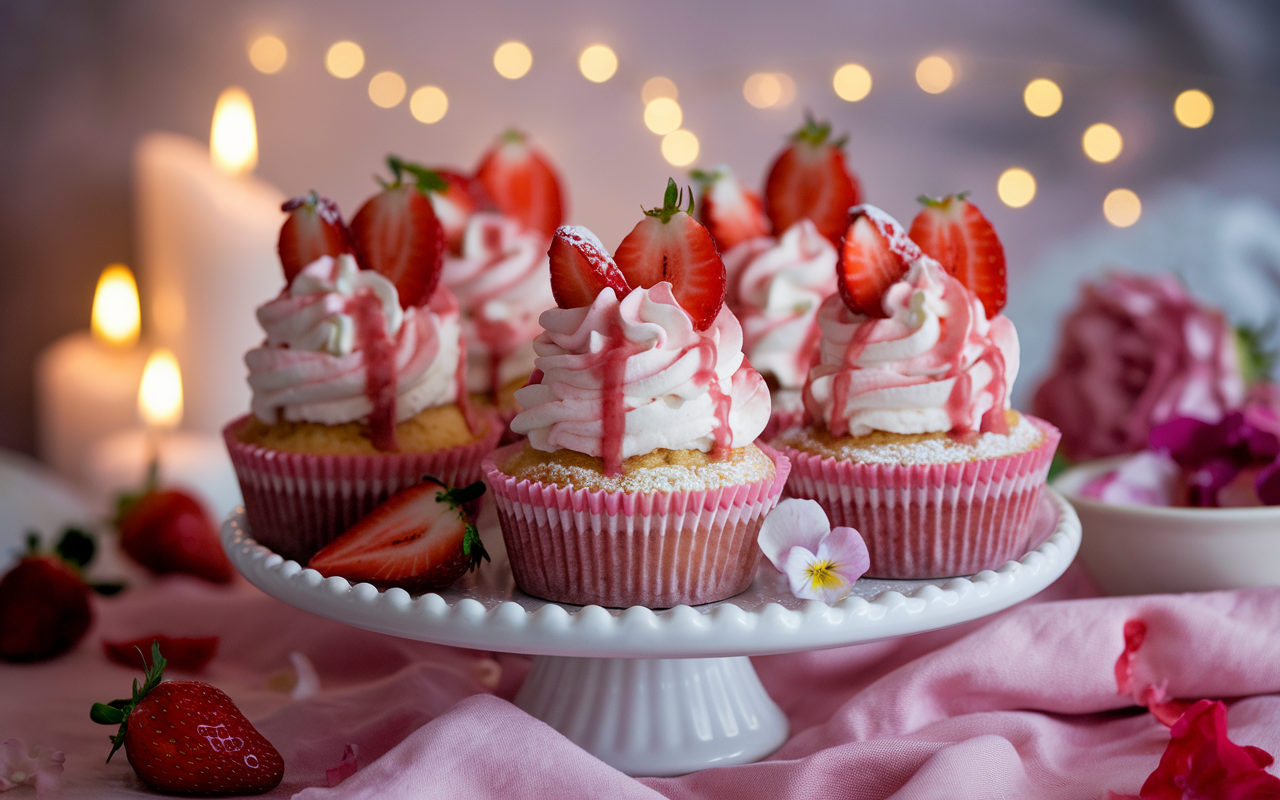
[482,443,791,608]
[761,406,808,443]
[777,417,1061,579]
[223,411,503,562]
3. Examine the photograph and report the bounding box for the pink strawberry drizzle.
[349,290,399,452]
[695,340,732,458]
[454,326,485,437]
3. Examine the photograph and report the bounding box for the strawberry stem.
[91,640,167,762]
[792,114,834,147]
[500,128,526,144]
[384,156,449,195]
[644,178,694,224]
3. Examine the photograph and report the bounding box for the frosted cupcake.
[774,199,1059,578]
[224,178,499,561]
[482,181,788,607]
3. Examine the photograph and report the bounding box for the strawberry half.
[908,193,1007,318]
[690,165,771,252]
[349,156,447,308]
[92,641,284,796]
[475,129,565,239]
[613,179,727,331]
[308,479,488,594]
[104,635,219,673]
[836,206,920,318]
[764,116,863,245]
[429,170,494,255]
[277,191,359,283]
[549,225,631,309]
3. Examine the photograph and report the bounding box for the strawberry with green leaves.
[91,641,284,796]
[613,178,727,331]
[0,530,95,662]
[764,116,863,245]
[690,165,771,252]
[475,130,565,239]
[349,156,448,309]
[308,479,489,593]
[277,191,360,283]
[115,471,233,584]
[908,193,1007,319]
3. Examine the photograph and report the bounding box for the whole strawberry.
[116,488,234,584]
[92,642,284,795]
[0,532,93,662]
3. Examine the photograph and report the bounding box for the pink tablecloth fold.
[6,564,1280,799]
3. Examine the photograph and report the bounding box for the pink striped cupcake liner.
[761,406,807,444]
[223,411,503,562]
[776,417,1061,579]
[482,443,791,608]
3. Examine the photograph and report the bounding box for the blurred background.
[2,0,1279,476]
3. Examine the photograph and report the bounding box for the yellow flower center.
[805,559,842,590]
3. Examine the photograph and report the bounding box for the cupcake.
[437,131,564,422]
[482,180,788,608]
[224,174,500,562]
[774,198,1059,579]
[693,117,859,436]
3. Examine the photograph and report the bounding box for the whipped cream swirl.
[804,258,1020,437]
[441,212,555,394]
[511,283,771,466]
[246,254,461,426]
[723,219,838,390]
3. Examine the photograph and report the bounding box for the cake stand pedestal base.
[514,655,789,777]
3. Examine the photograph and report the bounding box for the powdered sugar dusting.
[515,447,775,492]
[851,204,923,261]
[780,414,1044,465]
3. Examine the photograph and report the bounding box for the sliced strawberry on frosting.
[549,225,631,309]
[764,116,863,246]
[429,170,494,255]
[836,206,920,318]
[908,193,1007,318]
[690,165,771,252]
[308,479,489,594]
[613,179,727,331]
[277,191,359,283]
[475,129,565,239]
[349,156,447,308]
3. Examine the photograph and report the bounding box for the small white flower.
[0,739,64,796]
[758,499,869,604]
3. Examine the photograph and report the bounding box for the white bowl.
[1054,457,1280,595]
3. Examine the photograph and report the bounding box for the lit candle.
[134,86,285,436]
[86,348,242,521]
[34,265,148,483]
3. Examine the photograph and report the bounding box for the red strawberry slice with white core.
[277,191,359,283]
[765,117,863,246]
[429,170,494,255]
[613,178,727,331]
[691,165,771,252]
[349,156,447,309]
[308,479,488,594]
[475,129,565,239]
[908,193,1008,318]
[836,206,918,318]
[549,225,631,309]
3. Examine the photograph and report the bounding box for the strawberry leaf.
[386,155,449,194]
[461,524,489,569]
[55,527,95,570]
[92,639,168,762]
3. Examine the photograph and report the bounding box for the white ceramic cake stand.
[222,489,1080,777]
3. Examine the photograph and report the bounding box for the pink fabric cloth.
[6,564,1280,799]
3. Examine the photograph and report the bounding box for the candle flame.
[211,87,258,176]
[138,349,183,429]
[91,264,140,347]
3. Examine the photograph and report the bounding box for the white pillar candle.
[133,125,284,435]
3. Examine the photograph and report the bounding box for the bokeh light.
[1104,189,1142,227]
[368,71,406,108]
[325,41,365,79]
[915,56,953,94]
[1082,123,1123,163]
[832,64,872,102]
[661,130,699,166]
[743,72,795,108]
[410,86,448,123]
[579,45,618,83]
[248,36,287,74]
[494,41,532,79]
[1174,89,1214,128]
[641,76,678,104]
[138,349,183,430]
[1023,78,1062,117]
[644,98,682,135]
[997,168,1037,208]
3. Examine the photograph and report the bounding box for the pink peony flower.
[758,499,869,604]
[1034,272,1244,462]
[0,739,64,796]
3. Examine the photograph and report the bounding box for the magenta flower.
[758,499,869,604]
[1149,408,1280,507]
[0,739,64,796]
